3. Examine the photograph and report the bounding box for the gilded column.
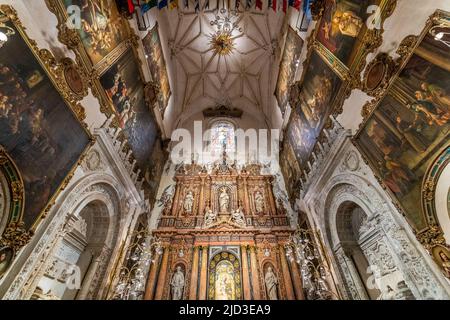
[198,176,206,216]
[189,246,200,299]
[279,245,295,300]
[242,175,251,215]
[289,258,305,300]
[144,251,161,300]
[198,246,209,300]
[266,180,277,216]
[154,246,170,300]
[249,246,261,299]
[171,183,181,217]
[240,245,251,300]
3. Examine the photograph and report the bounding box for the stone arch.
[14,172,128,300]
[318,173,397,300]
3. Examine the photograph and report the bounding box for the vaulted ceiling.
[155,4,290,131]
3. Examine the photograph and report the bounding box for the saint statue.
[219,188,230,212]
[254,191,264,214]
[183,191,194,213]
[264,267,278,300]
[170,266,185,300]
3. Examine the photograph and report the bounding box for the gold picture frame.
[353,9,450,236]
[0,5,94,237]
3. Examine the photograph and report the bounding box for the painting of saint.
[0,19,90,229]
[275,28,304,115]
[214,260,236,300]
[285,52,342,167]
[142,24,171,116]
[432,245,450,279]
[0,246,13,278]
[63,0,128,66]
[317,0,376,66]
[356,27,450,231]
[100,49,160,198]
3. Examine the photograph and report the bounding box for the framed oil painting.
[275,27,304,116]
[60,0,128,67]
[280,140,302,201]
[355,11,450,232]
[286,51,343,167]
[99,48,160,195]
[142,23,171,117]
[315,0,395,72]
[0,7,91,231]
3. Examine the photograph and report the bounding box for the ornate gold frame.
[44,0,147,119]
[311,0,397,89]
[0,5,94,237]
[352,9,450,236]
[0,147,25,256]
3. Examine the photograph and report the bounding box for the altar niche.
[208,251,242,300]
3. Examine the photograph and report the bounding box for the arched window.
[210,121,236,159]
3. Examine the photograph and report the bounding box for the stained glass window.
[210,121,236,159]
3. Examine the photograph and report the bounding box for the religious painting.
[432,245,450,279]
[286,51,342,167]
[62,0,128,66]
[316,0,377,67]
[142,23,171,116]
[0,11,91,230]
[0,246,14,278]
[355,18,450,231]
[208,252,242,300]
[275,27,304,115]
[280,140,301,201]
[100,49,159,196]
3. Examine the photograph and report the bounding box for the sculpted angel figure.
[231,204,245,226]
[254,191,264,214]
[204,203,217,227]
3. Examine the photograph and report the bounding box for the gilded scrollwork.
[362,53,396,97]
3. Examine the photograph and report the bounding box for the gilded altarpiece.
[145,160,303,300]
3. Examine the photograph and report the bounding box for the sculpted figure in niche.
[219,187,230,212]
[254,191,264,214]
[264,267,278,300]
[171,266,185,300]
[183,190,194,214]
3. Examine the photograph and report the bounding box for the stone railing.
[299,116,351,198]
[99,117,151,210]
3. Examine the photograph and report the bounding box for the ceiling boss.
[209,7,242,56]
